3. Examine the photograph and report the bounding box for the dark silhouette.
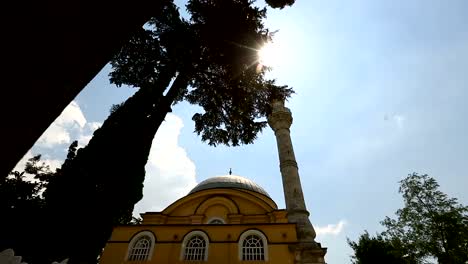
[27,0,293,263]
[1,0,164,180]
[1,0,296,180]
[0,141,142,263]
[266,0,295,9]
[0,154,56,262]
[348,232,418,264]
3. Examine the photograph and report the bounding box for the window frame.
[206,217,226,224]
[126,231,156,261]
[180,230,210,261]
[238,229,269,261]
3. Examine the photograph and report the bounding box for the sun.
[258,41,283,68]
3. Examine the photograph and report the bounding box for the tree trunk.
[32,70,190,263]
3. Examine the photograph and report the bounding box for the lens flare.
[258,42,284,68]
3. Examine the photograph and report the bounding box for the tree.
[348,231,419,264]
[349,173,468,264]
[0,140,136,263]
[36,0,293,263]
[110,0,293,146]
[382,173,468,264]
[265,0,295,9]
[0,154,55,262]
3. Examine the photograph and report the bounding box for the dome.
[189,175,270,197]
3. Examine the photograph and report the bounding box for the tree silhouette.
[348,231,419,264]
[38,0,294,263]
[0,154,55,262]
[265,0,295,9]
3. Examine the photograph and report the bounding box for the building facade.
[100,175,302,263]
[100,100,327,263]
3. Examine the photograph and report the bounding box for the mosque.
[99,101,327,264]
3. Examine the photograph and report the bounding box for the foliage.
[30,0,294,263]
[348,231,418,264]
[0,153,56,261]
[41,90,160,263]
[382,173,468,264]
[265,0,295,9]
[110,0,293,147]
[0,155,48,212]
[349,173,468,264]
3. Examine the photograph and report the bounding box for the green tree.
[110,0,292,146]
[38,0,293,263]
[350,173,468,264]
[382,173,468,264]
[348,231,419,264]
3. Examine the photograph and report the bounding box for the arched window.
[207,217,225,224]
[181,231,209,261]
[238,230,268,261]
[126,231,155,261]
[209,219,224,224]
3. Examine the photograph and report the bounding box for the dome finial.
[229,168,232,175]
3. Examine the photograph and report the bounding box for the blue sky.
[16,0,468,263]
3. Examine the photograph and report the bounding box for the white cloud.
[34,101,102,149]
[12,101,102,177]
[87,122,102,131]
[37,101,87,147]
[78,122,102,147]
[78,135,93,147]
[315,220,347,236]
[133,113,197,215]
[15,102,196,214]
[57,101,87,127]
[37,122,72,147]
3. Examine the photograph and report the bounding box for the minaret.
[268,100,326,264]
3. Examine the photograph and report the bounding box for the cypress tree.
[40,0,294,263]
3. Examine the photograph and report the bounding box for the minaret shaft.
[275,128,307,213]
[268,101,316,242]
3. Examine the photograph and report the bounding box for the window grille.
[208,219,224,224]
[128,235,152,261]
[184,235,207,261]
[242,235,265,261]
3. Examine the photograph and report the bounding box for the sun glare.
[258,41,283,68]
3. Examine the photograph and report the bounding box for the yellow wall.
[100,188,298,264]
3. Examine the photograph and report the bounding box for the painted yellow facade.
[100,177,301,264]
[101,101,328,264]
